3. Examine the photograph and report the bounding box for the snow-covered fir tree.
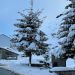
[11,0,49,66]
[57,0,75,59]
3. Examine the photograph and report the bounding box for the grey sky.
[0,0,68,44]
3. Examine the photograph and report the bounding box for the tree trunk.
[29,52,32,66]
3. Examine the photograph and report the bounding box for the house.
[0,34,22,60]
[0,47,19,60]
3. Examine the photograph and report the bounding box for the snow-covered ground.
[0,57,54,75]
[66,58,75,68]
[50,67,75,72]
[0,57,75,75]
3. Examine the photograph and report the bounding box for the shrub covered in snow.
[11,9,49,66]
[57,0,75,58]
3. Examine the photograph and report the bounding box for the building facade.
[0,47,18,60]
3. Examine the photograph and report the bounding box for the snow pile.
[18,55,45,64]
[32,55,45,64]
[66,58,75,68]
[50,67,75,72]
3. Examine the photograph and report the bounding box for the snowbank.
[50,67,75,72]
[0,60,50,75]
[66,58,75,68]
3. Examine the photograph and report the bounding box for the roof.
[0,47,23,55]
[0,34,11,48]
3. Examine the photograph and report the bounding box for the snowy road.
[0,60,51,75]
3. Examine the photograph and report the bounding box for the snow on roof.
[0,47,22,55]
[0,34,10,39]
[0,34,11,48]
[50,67,75,72]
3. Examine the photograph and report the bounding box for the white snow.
[0,34,23,55]
[1,57,75,75]
[58,31,68,38]
[67,9,75,17]
[59,37,67,44]
[51,46,63,58]
[26,42,37,50]
[0,59,50,75]
[18,55,45,64]
[68,30,75,37]
[49,72,58,75]
[32,55,44,60]
[20,41,29,45]
[69,24,75,31]
[50,67,75,72]
[0,34,11,48]
[35,34,40,41]
[73,39,75,46]
[60,24,70,29]
[26,27,32,31]
[66,58,75,68]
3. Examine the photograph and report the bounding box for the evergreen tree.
[57,0,75,59]
[11,1,49,66]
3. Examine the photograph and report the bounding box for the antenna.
[30,0,33,12]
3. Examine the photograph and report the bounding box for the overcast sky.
[0,0,69,44]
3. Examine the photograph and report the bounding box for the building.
[0,47,19,60]
[0,34,21,60]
